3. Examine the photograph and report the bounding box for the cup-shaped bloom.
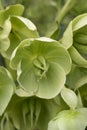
[48,108,87,130]
[61,13,87,68]
[0,67,15,116]
[10,37,71,99]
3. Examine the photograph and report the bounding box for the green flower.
[10,37,71,99]
[61,13,87,68]
[48,108,87,130]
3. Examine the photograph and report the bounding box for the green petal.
[72,13,87,31]
[61,21,73,49]
[17,60,66,99]
[0,4,24,25]
[1,114,15,130]
[0,67,15,116]
[10,16,39,39]
[4,4,24,17]
[1,32,20,59]
[61,87,77,109]
[69,46,87,68]
[74,33,87,45]
[74,42,87,55]
[36,62,66,99]
[0,19,11,52]
[48,108,87,130]
[15,88,33,97]
[66,64,87,90]
[17,60,38,96]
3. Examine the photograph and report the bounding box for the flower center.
[33,56,49,80]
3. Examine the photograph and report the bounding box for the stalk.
[55,0,77,24]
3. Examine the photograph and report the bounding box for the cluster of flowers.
[0,4,87,130]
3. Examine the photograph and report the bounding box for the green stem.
[55,0,77,24]
[0,0,4,10]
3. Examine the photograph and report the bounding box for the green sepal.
[61,87,77,109]
[0,4,24,25]
[0,66,15,116]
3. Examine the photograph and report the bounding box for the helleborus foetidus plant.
[61,13,87,68]
[0,2,87,130]
[10,37,71,99]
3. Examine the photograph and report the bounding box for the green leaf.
[0,67,15,116]
[48,108,87,130]
[61,87,77,109]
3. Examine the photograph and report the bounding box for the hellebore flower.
[48,108,87,130]
[61,13,87,68]
[10,37,71,99]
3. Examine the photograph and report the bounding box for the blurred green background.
[1,0,87,36]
